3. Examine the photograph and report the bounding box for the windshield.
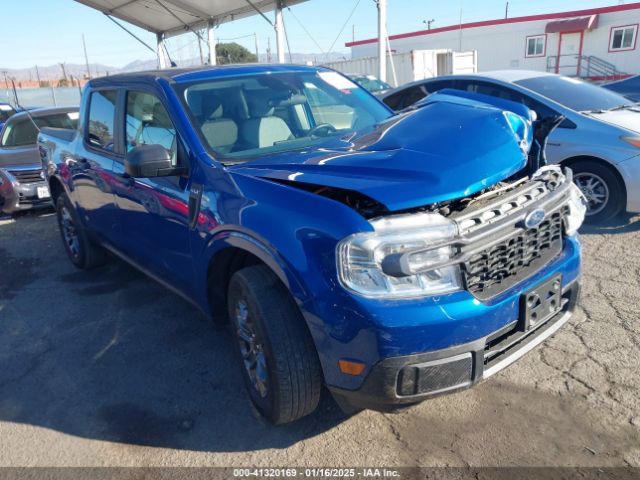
[1,112,78,147]
[516,76,632,112]
[353,76,391,92]
[178,70,392,160]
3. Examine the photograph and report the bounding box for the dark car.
[603,75,640,102]
[349,74,392,96]
[0,107,78,215]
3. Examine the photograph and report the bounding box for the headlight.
[621,136,640,148]
[565,183,587,235]
[337,213,462,299]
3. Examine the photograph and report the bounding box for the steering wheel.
[309,123,338,137]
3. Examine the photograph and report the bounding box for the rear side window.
[87,90,117,152]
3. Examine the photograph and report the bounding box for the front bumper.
[0,181,51,214]
[329,280,579,412]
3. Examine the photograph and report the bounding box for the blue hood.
[230,96,531,212]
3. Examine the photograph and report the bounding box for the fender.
[198,227,311,313]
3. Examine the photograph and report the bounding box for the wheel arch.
[205,232,309,324]
[559,155,628,201]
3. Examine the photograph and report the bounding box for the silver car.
[0,107,78,215]
[382,71,640,223]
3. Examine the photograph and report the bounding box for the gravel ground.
[0,210,638,468]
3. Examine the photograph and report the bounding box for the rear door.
[111,88,194,293]
[71,89,122,242]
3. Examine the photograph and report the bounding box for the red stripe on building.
[345,2,640,48]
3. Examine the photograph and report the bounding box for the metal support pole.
[208,20,217,65]
[275,2,285,64]
[377,0,387,82]
[157,33,168,69]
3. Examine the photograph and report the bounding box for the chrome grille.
[462,206,568,300]
[9,169,43,184]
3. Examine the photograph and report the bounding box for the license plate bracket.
[519,274,562,332]
[37,186,50,199]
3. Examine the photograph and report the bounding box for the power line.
[326,0,362,58]
[287,6,325,54]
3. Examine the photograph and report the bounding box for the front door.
[557,32,583,76]
[111,89,195,295]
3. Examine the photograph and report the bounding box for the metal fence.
[1,87,81,108]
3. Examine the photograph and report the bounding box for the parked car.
[603,75,640,103]
[349,74,392,96]
[0,107,78,215]
[381,71,640,223]
[39,65,584,424]
[0,102,17,131]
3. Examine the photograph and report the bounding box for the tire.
[56,193,107,269]
[227,265,322,424]
[569,160,625,224]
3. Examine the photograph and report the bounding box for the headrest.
[202,93,223,120]
[187,89,223,122]
[246,90,275,118]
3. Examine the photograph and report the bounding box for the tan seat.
[241,91,294,149]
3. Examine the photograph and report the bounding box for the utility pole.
[352,24,355,43]
[505,2,509,19]
[423,19,435,30]
[82,34,91,80]
[60,63,68,81]
[254,33,260,61]
[2,71,8,89]
[35,65,41,86]
[377,0,387,82]
[267,37,272,63]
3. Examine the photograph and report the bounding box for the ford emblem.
[524,209,546,229]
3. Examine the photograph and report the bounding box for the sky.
[0,0,630,69]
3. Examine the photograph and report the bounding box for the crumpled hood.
[584,107,640,134]
[230,99,528,212]
[0,145,39,168]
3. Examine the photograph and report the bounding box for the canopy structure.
[75,0,309,67]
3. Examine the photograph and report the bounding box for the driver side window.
[125,91,178,166]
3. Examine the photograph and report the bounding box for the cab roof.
[88,64,327,87]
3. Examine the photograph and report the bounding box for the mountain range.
[1,52,349,82]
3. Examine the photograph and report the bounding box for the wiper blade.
[609,103,640,111]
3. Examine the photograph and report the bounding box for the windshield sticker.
[67,112,80,120]
[319,71,358,90]
[0,105,12,111]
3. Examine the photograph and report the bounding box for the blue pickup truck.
[38,65,585,424]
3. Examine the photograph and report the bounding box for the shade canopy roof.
[75,0,308,36]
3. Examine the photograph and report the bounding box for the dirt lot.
[0,210,638,468]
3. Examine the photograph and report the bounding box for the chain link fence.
[1,87,82,108]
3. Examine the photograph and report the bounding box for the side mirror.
[125,144,183,178]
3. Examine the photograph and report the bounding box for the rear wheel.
[56,193,107,269]
[569,160,625,224]
[227,265,322,424]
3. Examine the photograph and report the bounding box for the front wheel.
[56,193,107,269]
[569,160,625,224]
[227,265,322,424]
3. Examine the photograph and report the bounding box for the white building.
[347,3,640,80]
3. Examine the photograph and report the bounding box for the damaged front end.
[336,165,586,301]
